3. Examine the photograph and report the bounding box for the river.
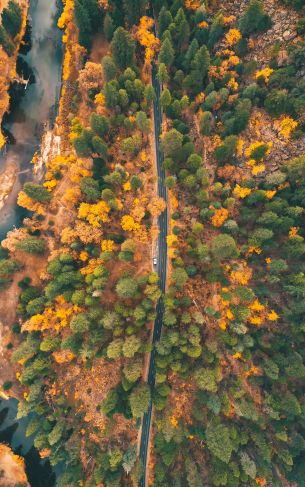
[0,0,63,484]
[0,0,63,239]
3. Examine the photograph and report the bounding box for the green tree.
[160,129,183,157]
[92,136,108,158]
[101,389,119,415]
[214,135,238,164]
[130,175,143,190]
[122,336,141,358]
[70,313,90,333]
[184,46,210,95]
[2,1,22,38]
[159,37,174,66]
[172,8,190,51]
[0,259,21,277]
[194,368,218,393]
[73,130,92,157]
[144,84,156,105]
[0,25,14,55]
[48,421,64,446]
[116,277,138,298]
[40,336,61,352]
[129,382,151,418]
[123,360,142,382]
[16,237,46,255]
[121,135,141,154]
[23,182,51,203]
[74,0,92,48]
[239,0,272,35]
[183,38,199,71]
[158,7,173,36]
[111,27,135,70]
[107,339,123,359]
[124,0,146,26]
[211,234,239,260]
[90,114,109,137]
[101,311,121,330]
[208,12,224,47]
[160,88,172,108]
[157,63,169,84]
[103,13,114,42]
[206,423,233,463]
[102,55,117,81]
[136,111,150,135]
[200,111,213,136]
[122,446,137,474]
[104,80,120,108]
[80,177,100,202]
[172,267,188,289]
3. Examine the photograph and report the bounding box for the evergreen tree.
[124,0,146,26]
[1,1,22,38]
[0,25,14,55]
[183,38,199,71]
[85,0,102,32]
[103,13,115,42]
[111,27,135,70]
[157,63,169,84]
[239,0,272,35]
[74,0,92,48]
[16,237,46,255]
[23,182,52,202]
[158,37,174,66]
[158,7,173,36]
[136,111,150,135]
[172,8,190,51]
[90,113,110,137]
[102,55,117,81]
[183,46,210,95]
[208,12,224,48]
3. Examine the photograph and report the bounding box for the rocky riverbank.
[0,444,29,486]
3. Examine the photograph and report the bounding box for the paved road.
[138,62,168,486]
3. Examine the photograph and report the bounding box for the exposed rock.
[0,444,29,486]
[0,162,17,212]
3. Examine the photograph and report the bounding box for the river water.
[0,0,63,239]
[0,0,63,483]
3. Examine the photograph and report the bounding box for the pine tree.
[172,8,190,51]
[158,7,173,36]
[1,0,22,38]
[74,0,92,48]
[158,37,174,66]
[85,0,102,32]
[124,0,147,26]
[102,55,117,81]
[157,63,169,84]
[111,27,135,70]
[183,46,210,95]
[183,38,199,71]
[0,25,15,55]
[103,13,114,42]
[239,0,272,35]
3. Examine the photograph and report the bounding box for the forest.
[0,0,305,486]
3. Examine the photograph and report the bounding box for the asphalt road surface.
[138,62,168,487]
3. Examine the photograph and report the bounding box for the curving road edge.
[138,61,168,487]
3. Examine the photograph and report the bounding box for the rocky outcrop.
[0,444,29,486]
